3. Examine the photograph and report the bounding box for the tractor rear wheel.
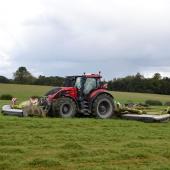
[52,97,77,118]
[92,94,114,119]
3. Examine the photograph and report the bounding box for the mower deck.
[2,105,23,117]
[121,113,170,123]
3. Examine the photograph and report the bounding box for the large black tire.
[52,97,77,118]
[92,94,114,119]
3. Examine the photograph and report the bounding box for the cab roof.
[66,74,102,79]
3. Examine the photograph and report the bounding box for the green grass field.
[111,91,170,104]
[0,83,51,101]
[1,84,170,170]
[0,83,169,113]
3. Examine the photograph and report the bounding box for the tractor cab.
[64,74,102,97]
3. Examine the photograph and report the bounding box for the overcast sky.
[0,0,170,80]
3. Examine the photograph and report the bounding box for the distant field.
[1,83,170,103]
[0,83,169,114]
[0,84,51,109]
[0,83,51,101]
[111,91,170,104]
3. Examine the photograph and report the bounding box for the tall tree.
[135,73,144,80]
[153,73,162,80]
[13,67,35,84]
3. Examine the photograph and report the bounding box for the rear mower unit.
[40,73,115,119]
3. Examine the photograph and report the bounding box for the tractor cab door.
[74,77,85,99]
[83,78,100,96]
[74,77,100,100]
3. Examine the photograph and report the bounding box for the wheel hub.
[62,104,70,114]
[98,101,110,115]
[99,105,107,114]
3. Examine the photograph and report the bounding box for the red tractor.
[41,73,115,119]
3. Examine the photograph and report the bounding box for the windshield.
[83,78,97,95]
[64,77,100,95]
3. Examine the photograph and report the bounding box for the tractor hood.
[46,87,77,102]
[45,87,62,96]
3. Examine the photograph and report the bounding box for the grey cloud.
[1,0,170,79]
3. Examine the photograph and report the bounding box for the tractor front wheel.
[93,94,114,119]
[52,97,77,118]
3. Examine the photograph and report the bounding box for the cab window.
[83,78,97,95]
[74,77,82,89]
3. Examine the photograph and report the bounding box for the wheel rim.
[98,100,111,116]
[61,104,72,115]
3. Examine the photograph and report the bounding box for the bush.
[145,100,163,106]
[164,102,170,106]
[0,94,13,100]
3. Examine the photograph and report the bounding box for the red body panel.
[48,87,78,102]
[62,87,78,99]
[89,89,108,99]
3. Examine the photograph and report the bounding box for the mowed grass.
[1,116,170,170]
[0,84,170,169]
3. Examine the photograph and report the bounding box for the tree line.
[1,67,170,95]
[108,73,170,95]
[0,67,64,86]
